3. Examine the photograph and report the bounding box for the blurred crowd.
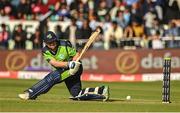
[0,0,180,50]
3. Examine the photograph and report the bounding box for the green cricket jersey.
[42,40,77,70]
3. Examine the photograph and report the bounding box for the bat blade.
[76,28,101,61]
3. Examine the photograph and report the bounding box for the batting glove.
[68,61,81,75]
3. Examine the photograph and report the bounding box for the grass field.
[0,79,180,112]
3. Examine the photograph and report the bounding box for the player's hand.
[68,61,80,69]
[68,61,81,75]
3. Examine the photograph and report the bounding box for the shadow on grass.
[108,98,126,102]
[68,97,126,102]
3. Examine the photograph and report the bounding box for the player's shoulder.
[42,46,49,53]
[59,40,72,48]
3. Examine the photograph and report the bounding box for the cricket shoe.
[102,86,110,101]
[18,92,29,100]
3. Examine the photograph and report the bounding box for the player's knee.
[69,85,81,97]
[45,71,60,84]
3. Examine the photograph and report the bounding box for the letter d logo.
[115,52,139,74]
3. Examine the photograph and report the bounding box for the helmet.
[44,31,58,43]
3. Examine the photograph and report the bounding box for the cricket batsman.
[18,31,109,101]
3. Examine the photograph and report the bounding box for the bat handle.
[76,57,80,62]
[76,28,101,62]
[96,28,101,33]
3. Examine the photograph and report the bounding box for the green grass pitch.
[0,79,180,112]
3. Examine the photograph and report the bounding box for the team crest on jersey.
[59,54,65,59]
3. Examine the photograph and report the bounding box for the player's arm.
[49,59,68,68]
[42,49,68,68]
[43,50,79,68]
[49,52,80,67]
[47,56,81,75]
[49,51,80,67]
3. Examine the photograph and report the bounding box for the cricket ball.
[126,95,131,100]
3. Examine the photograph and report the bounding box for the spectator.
[104,21,123,49]
[54,25,64,39]
[123,8,131,26]
[76,12,84,29]
[131,2,144,24]
[16,0,31,19]
[97,0,109,22]
[77,0,89,14]
[131,21,145,37]
[89,12,100,30]
[33,0,50,14]
[0,0,179,50]
[79,19,92,39]
[143,9,157,36]
[106,0,114,9]
[0,23,10,49]
[12,24,27,49]
[164,0,180,23]
[110,0,121,20]
[0,0,13,20]
[69,0,80,11]
[101,13,111,33]
[57,2,71,21]
[64,18,80,47]
[115,10,127,29]
[165,20,180,37]
[154,0,164,21]
[0,6,12,21]
[123,25,134,38]
[124,0,139,6]
[92,26,104,50]
[148,19,164,37]
[30,28,42,49]
[150,30,164,49]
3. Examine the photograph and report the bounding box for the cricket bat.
[76,28,101,61]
